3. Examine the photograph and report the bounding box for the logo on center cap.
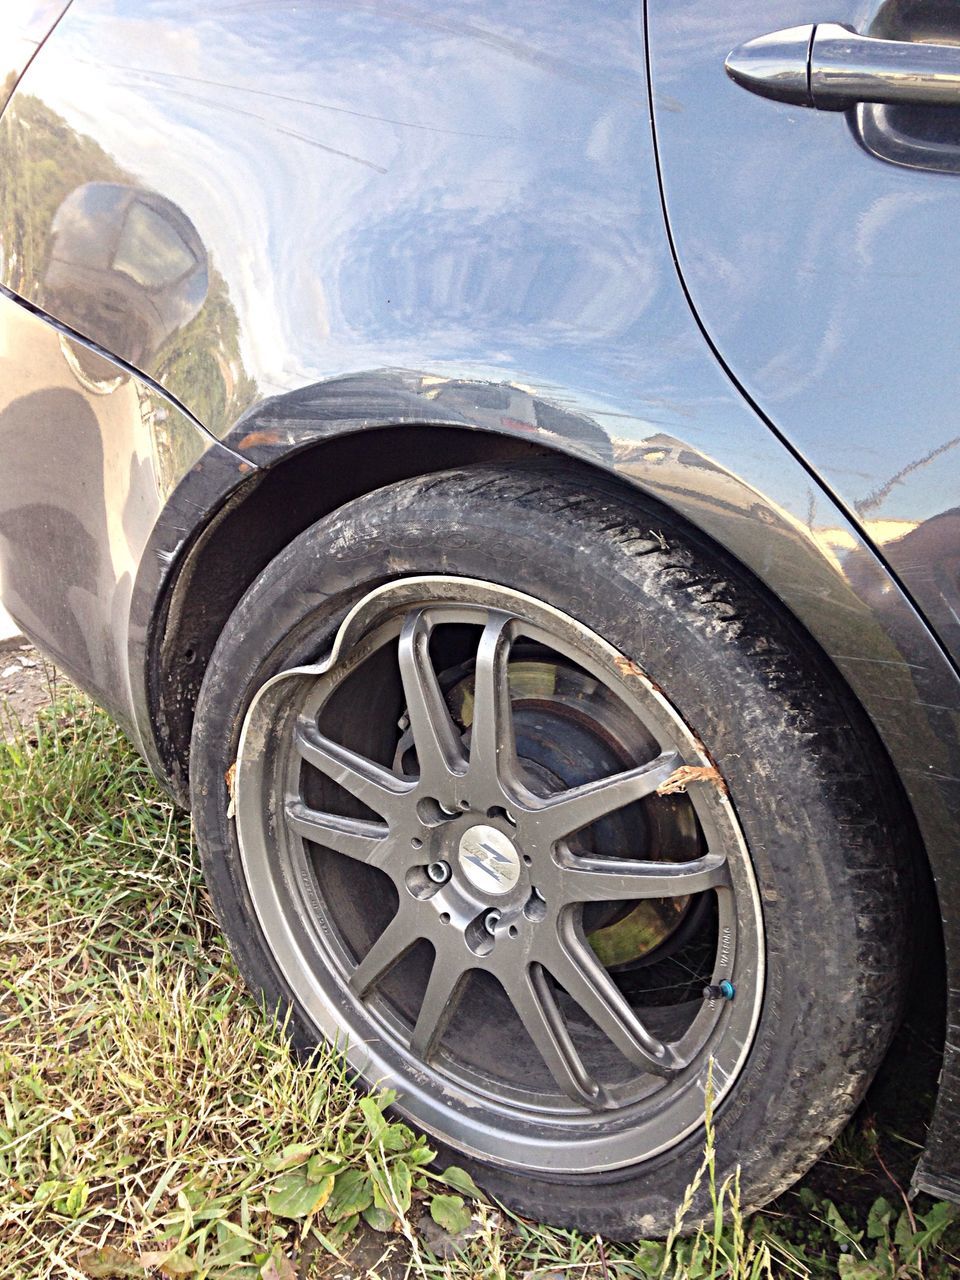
[458,824,521,895]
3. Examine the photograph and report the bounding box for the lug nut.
[483,909,502,935]
[427,861,451,884]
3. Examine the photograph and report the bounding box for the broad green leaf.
[336,1131,357,1157]
[60,1177,89,1218]
[866,1196,894,1240]
[921,1200,956,1231]
[362,1204,395,1232]
[262,1142,315,1172]
[306,1154,342,1182]
[384,1159,412,1213]
[157,1249,195,1277]
[327,1211,361,1247]
[325,1168,374,1223]
[438,1166,481,1198]
[687,1252,707,1279]
[824,1198,863,1246]
[837,1257,883,1280]
[631,1239,665,1277]
[180,1183,208,1211]
[896,1199,955,1254]
[672,1240,707,1279]
[371,1176,391,1213]
[380,1122,414,1152]
[798,1186,818,1211]
[50,1122,76,1175]
[430,1193,472,1236]
[406,1141,437,1166]
[20,1070,44,1100]
[203,1234,254,1270]
[265,1170,335,1219]
[77,1246,146,1278]
[359,1096,388,1144]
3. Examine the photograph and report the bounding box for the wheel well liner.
[150,423,549,799]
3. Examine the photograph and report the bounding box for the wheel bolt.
[427,861,451,884]
[483,909,501,936]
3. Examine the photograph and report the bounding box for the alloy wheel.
[234,577,764,1173]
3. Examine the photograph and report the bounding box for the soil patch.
[0,635,68,734]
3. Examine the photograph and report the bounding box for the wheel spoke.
[398,611,466,788]
[468,612,518,793]
[549,918,681,1076]
[284,800,391,866]
[349,907,423,997]
[559,850,730,902]
[410,953,471,1060]
[524,749,681,842]
[295,716,414,819]
[505,963,607,1110]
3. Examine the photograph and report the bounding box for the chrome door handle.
[726,23,960,111]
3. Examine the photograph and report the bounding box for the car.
[2,0,959,1239]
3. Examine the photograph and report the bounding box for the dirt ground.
[0,634,64,732]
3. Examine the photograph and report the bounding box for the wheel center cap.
[457,824,521,896]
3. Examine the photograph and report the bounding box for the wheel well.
[148,423,949,1196]
[151,424,555,798]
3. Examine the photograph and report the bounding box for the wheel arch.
[145,420,551,802]
[142,375,950,848]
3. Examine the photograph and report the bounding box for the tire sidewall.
[190,466,902,1237]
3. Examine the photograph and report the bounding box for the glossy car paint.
[0,2,72,114]
[0,0,958,1196]
[0,291,244,751]
[647,0,960,1195]
[647,0,960,665]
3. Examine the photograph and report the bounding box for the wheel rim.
[235,576,764,1174]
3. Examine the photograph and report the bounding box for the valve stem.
[703,980,735,1002]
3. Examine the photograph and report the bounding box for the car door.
[646,0,960,665]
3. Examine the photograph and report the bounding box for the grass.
[2,684,960,1279]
